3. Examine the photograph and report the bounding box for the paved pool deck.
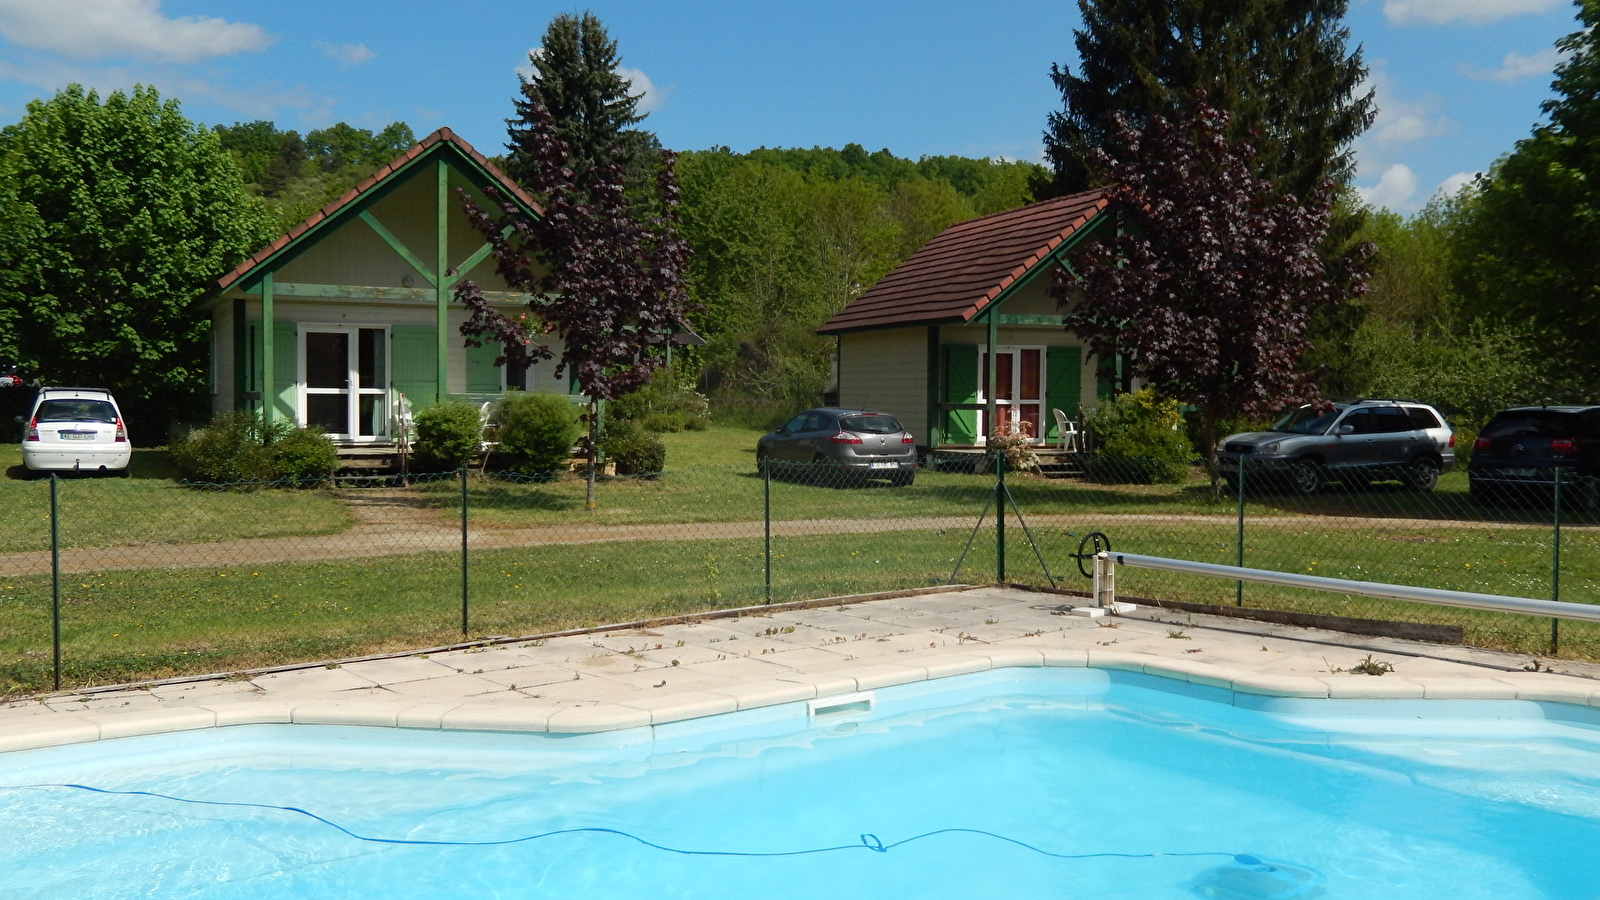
[5,585,1600,753]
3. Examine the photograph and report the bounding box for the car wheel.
[1403,457,1440,492]
[1289,460,1323,495]
[1221,474,1240,495]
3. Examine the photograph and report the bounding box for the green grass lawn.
[2,427,1596,694]
[0,445,354,552]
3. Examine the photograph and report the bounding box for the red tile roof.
[816,188,1111,334]
[212,127,541,295]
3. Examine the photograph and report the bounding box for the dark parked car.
[757,408,918,486]
[1216,399,1455,494]
[1468,406,1600,509]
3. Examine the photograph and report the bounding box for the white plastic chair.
[1052,408,1081,452]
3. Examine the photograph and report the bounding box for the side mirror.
[12,415,21,424]
[1336,424,1354,435]
[776,427,790,436]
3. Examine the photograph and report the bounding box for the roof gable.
[817,189,1111,334]
[208,127,541,299]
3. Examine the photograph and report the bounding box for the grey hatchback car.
[757,408,918,485]
[1216,399,1455,494]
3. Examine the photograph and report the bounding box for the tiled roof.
[213,127,541,295]
[816,188,1111,334]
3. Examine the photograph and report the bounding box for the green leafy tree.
[216,119,416,230]
[1041,0,1374,201]
[1454,0,1600,396]
[0,85,273,435]
[507,11,661,205]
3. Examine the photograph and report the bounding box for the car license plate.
[869,461,898,469]
[1498,467,1539,477]
[59,431,96,441]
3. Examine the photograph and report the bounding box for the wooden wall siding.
[839,329,929,441]
[999,268,1066,316]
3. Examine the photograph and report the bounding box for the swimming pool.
[4,667,1600,898]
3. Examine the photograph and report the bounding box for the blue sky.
[0,0,1582,214]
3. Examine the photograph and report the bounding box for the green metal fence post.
[763,456,772,604]
[50,473,61,692]
[1552,468,1562,655]
[995,450,1006,583]
[461,465,470,637]
[1236,456,1246,607]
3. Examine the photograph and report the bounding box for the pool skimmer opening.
[807,692,875,720]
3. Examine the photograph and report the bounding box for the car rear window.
[839,414,903,435]
[1405,407,1442,429]
[1481,410,1580,438]
[35,399,117,423]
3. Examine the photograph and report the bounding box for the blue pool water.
[4,668,1600,898]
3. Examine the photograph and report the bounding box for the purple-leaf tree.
[1056,94,1369,487]
[454,98,692,509]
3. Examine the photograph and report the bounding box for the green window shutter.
[1096,352,1121,400]
[1045,346,1082,439]
[942,344,978,444]
[392,325,439,406]
[273,321,296,422]
[466,341,503,393]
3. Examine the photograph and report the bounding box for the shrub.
[609,373,711,432]
[269,427,339,483]
[413,400,485,471]
[170,411,337,485]
[988,421,1039,473]
[497,392,582,476]
[170,411,279,483]
[600,419,667,476]
[1083,389,1192,484]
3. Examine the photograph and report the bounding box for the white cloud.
[616,66,668,115]
[0,0,270,64]
[1435,171,1480,198]
[1361,66,1451,145]
[1357,163,1420,210]
[1461,46,1567,82]
[1382,0,1561,26]
[318,42,374,67]
[514,46,542,81]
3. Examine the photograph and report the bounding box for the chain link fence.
[2,453,1595,695]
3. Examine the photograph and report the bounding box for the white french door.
[977,346,1044,443]
[299,325,389,441]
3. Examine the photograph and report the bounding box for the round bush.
[1083,389,1192,484]
[497,392,582,476]
[599,419,667,476]
[413,400,485,472]
[269,427,338,484]
[170,411,281,484]
[609,374,710,433]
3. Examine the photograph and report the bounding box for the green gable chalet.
[194,127,569,454]
[817,189,1120,450]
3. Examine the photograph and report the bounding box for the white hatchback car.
[19,387,132,476]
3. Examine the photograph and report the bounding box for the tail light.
[901,434,915,444]
[1552,438,1577,454]
[24,417,38,441]
[1473,437,1489,452]
[114,417,127,443]
[1447,434,1455,448]
[829,432,862,445]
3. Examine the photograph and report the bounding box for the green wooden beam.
[239,281,532,303]
[359,211,437,286]
[436,159,450,401]
[261,271,275,427]
[445,225,515,289]
[993,314,1069,327]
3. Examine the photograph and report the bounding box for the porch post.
[985,310,998,442]
[436,159,451,401]
[925,326,941,448]
[261,271,275,426]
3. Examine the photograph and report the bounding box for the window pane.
[1020,349,1041,400]
[307,393,348,434]
[358,329,385,390]
[306,332,349,389]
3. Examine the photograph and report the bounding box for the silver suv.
[1217,399,1455,494]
